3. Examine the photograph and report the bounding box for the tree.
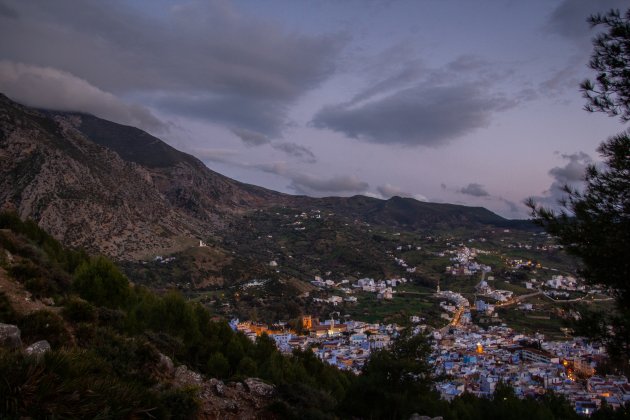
[580,9,630,122]
[73,257,130,309]
[340,330,444,419]
[528,134,630,301]
[529,7,630,365]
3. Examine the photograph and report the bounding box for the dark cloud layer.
[252,162,367,195]
[312,83,512,146]
[375,184,426,201]
[231,127,316,162]
[0,61,166,133]
[0,1,17,18]
[289,174,368,195]
[0,0,344,137]
[547,0,627,41]
[272,143,316,163]
[231,127,271,147]
[532,151,592,209]
[459,183,490,197]
[377,184,410,199]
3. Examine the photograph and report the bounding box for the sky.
[0,0,626,219]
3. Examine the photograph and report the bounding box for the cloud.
[0,1,17,18]
[539,58,583,97]
[255,161,368,195]
[500,197,520,214]
[459,183,490,197]
[188,148,240,164]
[531,151,593,209]
[209,157,363,197]
[312,82,513,146]
[157,93,288,138]
[289,174,369,195]
[0,60,167,133]
[348,60,425,106]
[0,0,345,138]
[549,151,592,184]
[375,183,426,201]
[230,128,316,162]
[231,127,271,147]
[546,0,627,42]
[272,142,316,163]
[540,1,627,98]
[446,55,490,73]
[253,161,289,176]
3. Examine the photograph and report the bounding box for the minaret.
[436,279,440,293]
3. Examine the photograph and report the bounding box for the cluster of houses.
[444,246,492,276]
[505,241,564,252]
[230,315,402,374]
[230,308,629,415]
[475,279,514,303]
[432,324,629,414]
[310,276,409,301]
[544,274,581,291]
[153,255,176,264]
[505,258,541,269]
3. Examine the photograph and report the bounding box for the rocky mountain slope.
[0,94,285,259]
[0,93,528,269]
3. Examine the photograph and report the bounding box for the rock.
[158,353,174,376]
[209,378,225,396]
[222,400,239,413]
[244,378,275,398]
[0,323,21,349]
[174,365,203,385]
[41,297,55,306]
[228,381,245,392]
[25,340,51,358]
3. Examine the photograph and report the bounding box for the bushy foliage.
[340,330,444,419]
[0,211,89,274]
[0,348,198,419]
[581,9,630,122]
[73,256,130,308]
[530,7,630,365]
[1,213,625,418]
[19,310,73,348]
[0,292,17,324]
[62,296,97,323]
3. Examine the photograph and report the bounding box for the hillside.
[0,94,286,259]
[0,93,534,290]
[0,213,592,420]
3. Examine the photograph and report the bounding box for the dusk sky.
[1,0,626,218]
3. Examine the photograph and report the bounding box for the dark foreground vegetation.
[1,212,629,419]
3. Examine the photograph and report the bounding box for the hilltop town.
[228,225,623,415]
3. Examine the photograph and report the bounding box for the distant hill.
[0,93,533,281]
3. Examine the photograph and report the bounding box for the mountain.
[0,93,531,271]
[0,94,288,259]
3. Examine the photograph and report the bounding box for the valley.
[0,94,624,417]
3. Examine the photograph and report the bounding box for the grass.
[497,306,567,340]
[344,291,443,326]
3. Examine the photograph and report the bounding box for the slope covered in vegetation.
[1,212,627,419]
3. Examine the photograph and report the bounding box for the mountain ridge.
[0,93,531,268]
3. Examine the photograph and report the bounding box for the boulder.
[209,378,225,396]
[244,378,275,398]
[41,297,55,306]
[158,353,174,376]
[25,340,51,358]
[174,365,203,385]
[0,323,21,349]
